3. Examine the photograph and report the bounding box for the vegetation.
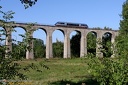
[87,0,128,85]
[102,33,112,57]
[33,38,46,58]
[87,32,96,56]
[116,0,128,59]
[20,58,93,85]
[0,2,44,84]
[88,57,128,85]
[0,0,128,85]
[70,32,81,57]
[53,40,63,58]
[20,0,38,8]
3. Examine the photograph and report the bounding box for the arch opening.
[11,27,26,59]
[52,29,64,58]
[102,32,112,57]
[0,27,6,57]
[33,28,46,58]
[70,30,81,58]
[87,31,97,57]
[0,27,6,46]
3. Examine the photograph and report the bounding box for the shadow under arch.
[70,30,81,58]
[32,28,47,58]
[52,29,64,58]
[87,31,97,57]
[102,32,112,57]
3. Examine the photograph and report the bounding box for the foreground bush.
[88,57,128,85]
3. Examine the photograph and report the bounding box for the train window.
[58,22,65,24]
[67,23,79,26]
[81,24,87,26]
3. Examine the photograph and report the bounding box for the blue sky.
[0,0,126,43]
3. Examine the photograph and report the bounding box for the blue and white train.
[55,22,88,28]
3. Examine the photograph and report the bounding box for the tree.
[0,1,46,83]
[33,38,46,58]
[88,1,128,84]
[12,42,26,59]
[20,0,38,8]
[102,33,112,57]
[116,0,128,58]
[70,32,81,57]
[53,39,63,58]
[87,32,96,56]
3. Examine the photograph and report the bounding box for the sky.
[0,0,126,43]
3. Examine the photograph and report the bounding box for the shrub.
[88,57,128,85]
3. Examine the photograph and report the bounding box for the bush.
[88,57,128,85]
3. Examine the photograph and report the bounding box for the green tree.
[70,32,81,57]
[33,38,46,58]
[88,57,128,85]
[12,42,26,59]
[0,1,47,83]
[87,32,96,56]
[116,0,128,58]
[102,33,112,57]
[53,39,63,58]
[20,0,38,8]
[0,27,6,57]
[88,1,128,84]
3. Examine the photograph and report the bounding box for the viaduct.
[0,22,118,59]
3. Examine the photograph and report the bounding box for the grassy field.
[19,58,96,85]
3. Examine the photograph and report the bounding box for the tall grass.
[19,58,90,85]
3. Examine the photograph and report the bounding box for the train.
[55,22,88,28]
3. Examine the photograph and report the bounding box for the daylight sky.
[0,0,126,43]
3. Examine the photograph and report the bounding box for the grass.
[19,58,95,85]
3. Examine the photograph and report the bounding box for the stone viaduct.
[0,22,118,59]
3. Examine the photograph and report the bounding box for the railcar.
[55,22,88,28]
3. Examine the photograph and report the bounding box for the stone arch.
[70,30,81,57]
[12,26,26,43]
[52,29,64,58]
[87,31,97,36]
[102,32,112,38]
[32,27,47,42]
[86,31,97,57]
[0,27,6,45]
[32,28,47,58]
[0,27,6,57]
[0,27,7,32]
[52,29,65,36]
[13,26,27,32]
[32,27,47,35]
[11,26,26,59]
[102,32,112,57]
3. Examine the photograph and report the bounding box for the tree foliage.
[53,39,63,58]
[102,33,112,57]
[88,58,128,85]
[33,38,46,58]
[70,32,81,57]
[0,1,48,83]
[116,0,128,58]
[87,32,96,56]
[12,42,26,59]
[88,0,128,84]
[20,0,38,8]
